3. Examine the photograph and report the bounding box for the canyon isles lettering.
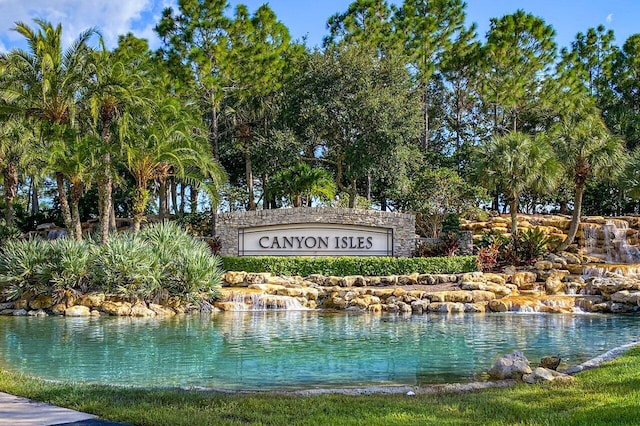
[258,235,374,250]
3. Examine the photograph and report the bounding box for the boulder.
[130,302,156,317]
[224,271,247,285]
[100,301,132,316]
[65,305,91,317]
[471,290,496,302]
[342,275,366,287]
[488,352,532,380]
[28,295,54,310]
[12,309,28,316]
[428,302,465,313]
[545,275,566,295]
[77,292,105,308]
[417,274,436,285]
[611,290,640,305]
[511,272,537,287]
[540,355,561,370]
[523,367,574,384]
[522,367,555,384]
[149,303,176,317]
[51,303,67,315]
[464,302,487,313]
[461,281,486,291]
[245,272,271,284]
[534,260,553,271]
[367,304,383,314]
[411,300,428,314]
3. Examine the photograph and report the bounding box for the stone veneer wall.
[216,207,416,257]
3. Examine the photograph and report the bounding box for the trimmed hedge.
[221,256,478,276]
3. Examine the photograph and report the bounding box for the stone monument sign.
[216,207,415,257]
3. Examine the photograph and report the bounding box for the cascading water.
[216,291,306,311]
[580,218,640,282]
[581,220,640,264]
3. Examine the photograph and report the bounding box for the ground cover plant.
[0,222,222,303]
[0,346,638,425]
[222,255,478,276]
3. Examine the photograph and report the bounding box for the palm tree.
[0,20,97,237]
[85,41,149,243]
[552,108,626,252]
[268,163,336,207]
[48,133,95,240]
[475,131,560,235]
[0,118,32,227]
[123,100,225,232]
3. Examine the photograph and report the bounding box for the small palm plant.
[0,239,50,300]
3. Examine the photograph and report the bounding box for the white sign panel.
[238,223,393,256]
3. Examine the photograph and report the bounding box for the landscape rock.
[65,305,91,317]
[488,352,532,380]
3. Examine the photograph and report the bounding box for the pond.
[0,312,638,390]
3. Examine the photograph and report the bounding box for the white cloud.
[606,13,613,23]
[0,0,176,50]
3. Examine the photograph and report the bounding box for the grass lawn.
[1,347,639,425]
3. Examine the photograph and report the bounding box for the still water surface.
[0,312,638,390]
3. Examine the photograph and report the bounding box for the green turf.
[1,347,639,425]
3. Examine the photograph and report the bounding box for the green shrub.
[0,223,225,304]
[0,239,50,300]
[139,222,222,301]
[45,238,93,293]
[90,233,161,300]
[222,255,478,276]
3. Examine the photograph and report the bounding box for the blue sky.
[0,0,637,52]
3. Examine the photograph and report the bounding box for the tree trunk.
[110,204,117,232]
[171,177,178,214]
[209,103,220,160]
[348,178,357,209]
[98,119,113,243]
[245,147,256,211]
[422,84,429,149]
[158,178,168,222]
[492,191,499,211]
[55,172,74,239]
[190,186,199,213]
[30,176,39,216]
[179,184,186,214]
[559,199,568,215]
[3,163,18,227]
[70,182,84,241]
[509,197,518,236]
[132,184,149,233]
[556,183,585,252]
[262,174,270,210]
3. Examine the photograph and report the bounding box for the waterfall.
[581,220,640,264]
[217,291,307,311]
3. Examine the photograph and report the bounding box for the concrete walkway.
[0,392,127,426]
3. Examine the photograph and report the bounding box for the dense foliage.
[1,1,640,251]
[0,223,222,303]
[222,255,478,276]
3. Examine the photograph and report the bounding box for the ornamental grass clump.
[90,233,161,301]
[0,239,50,300]
[45,238,93,294]
[139,222,222,301]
